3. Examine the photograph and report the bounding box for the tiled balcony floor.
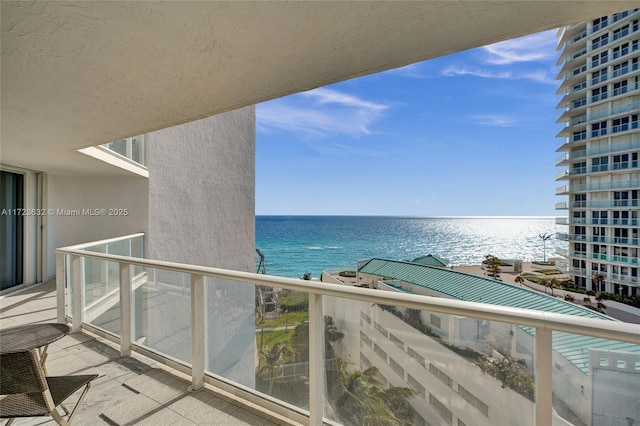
[0,281,302,426]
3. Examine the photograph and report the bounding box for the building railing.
[56,235,640,426]
[570,179,640,192]
[556,233,640,246]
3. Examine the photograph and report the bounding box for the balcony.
[0,280,294,426]
[3,234,633,426]
[555,201,569,210]
[571,179,640,192]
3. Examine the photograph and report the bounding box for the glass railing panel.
[251,286,309,410]
[323,296,536,426]
[82,255,121,335]
[132,267,192,364]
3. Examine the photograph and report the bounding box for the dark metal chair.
[0,349,98,425]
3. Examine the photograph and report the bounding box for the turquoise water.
[255,216,561,278]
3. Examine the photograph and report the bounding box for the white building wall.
[45,175,149,279]
[145,107,256,387]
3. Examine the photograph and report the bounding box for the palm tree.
[484,254,501,279]
[592,273,605,292]
[335,366,415,426]
[325,316,345,356]
[258,342,293,394]
[514,275,525,287]
[548,278,558,297]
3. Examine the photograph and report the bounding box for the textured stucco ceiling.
[2,1,637,175]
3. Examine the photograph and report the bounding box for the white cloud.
[257,88,388,137]
[441,65,513,79]
[472,114,516,127]
[440,65,556,85]
[482,30,558,65]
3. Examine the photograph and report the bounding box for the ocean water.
[255,216,562,279]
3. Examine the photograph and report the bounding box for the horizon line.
[255,214,558,218]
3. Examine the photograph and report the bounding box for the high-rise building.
[556,8,640,297]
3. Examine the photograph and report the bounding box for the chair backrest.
[0,349,48,395]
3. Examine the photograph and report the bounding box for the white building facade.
[556,8,640,296]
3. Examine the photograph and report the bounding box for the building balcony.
[555,201,569,210]
[3,234,637,426]
[556,185,569,195]
[570,179,640,192]
[556,233,640,246]
[556,138,640,159]
[589,253,640,266]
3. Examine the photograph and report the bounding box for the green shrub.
[532,269,563,275]
[338,270,356,278]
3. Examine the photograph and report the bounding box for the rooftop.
[358,258,640,373]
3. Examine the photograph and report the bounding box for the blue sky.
[256,30,564,216]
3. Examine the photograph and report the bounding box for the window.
[591,122,607,137]
[572,64,587,76]
[593,244,607,254]
[573,130,587,141]
[613,80,628,96]
[573,98,587,109]
[592,33,609,49]
[593,16,608,32]
[592,69,608,84]
[613,154,630,169]
[591,85,608,102]
[572,81,587,92]
[613,43,630,60]
[614,191,630,206]
[613,117,630,132]
[591,156,608,171]
[591,51,608,67]
[572,162,586,174]
[574,193,586,207]
[613,25,630,41]
[613,12,629,23]
[613,61,628,77]
[592,211,608,224]
[592,227,606,241]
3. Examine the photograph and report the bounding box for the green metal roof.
[358,258,640,374]
[411,254,449,267]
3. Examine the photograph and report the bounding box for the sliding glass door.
[0,171,24,289]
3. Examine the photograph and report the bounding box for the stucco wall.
[144,107,256,387]
[45,175,149,278]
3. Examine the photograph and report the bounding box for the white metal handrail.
[56,239,640,426]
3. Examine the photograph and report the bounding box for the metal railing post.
[119,262,132,356]
[535,328,553,426]
[55,252,66,324]
[190,274,205,391]
[308,293,324,426]
[70,255,83,333]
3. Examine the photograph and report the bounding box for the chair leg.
[50,409,71,426]
[66,382,92,424]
